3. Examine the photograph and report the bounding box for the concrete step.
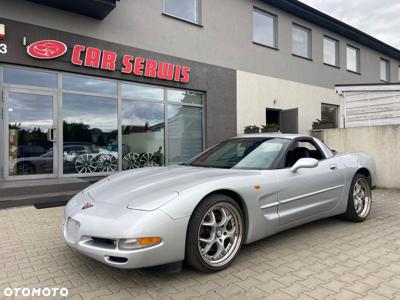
[0,176,103,209]
[0,190,80,209]
[0,177,101,198]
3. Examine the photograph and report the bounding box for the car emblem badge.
[82,203,94,210]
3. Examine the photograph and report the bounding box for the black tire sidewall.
[345,174,372,222]
[185,194,244,273]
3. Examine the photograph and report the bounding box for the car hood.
[84,165,258,211]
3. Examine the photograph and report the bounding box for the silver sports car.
[63,134,376,272]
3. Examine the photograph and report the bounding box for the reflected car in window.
[63,134,376,272]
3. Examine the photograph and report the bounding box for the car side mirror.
[290,158,319,173]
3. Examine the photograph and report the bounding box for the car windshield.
[187,138,290,169]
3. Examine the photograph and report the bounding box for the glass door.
[4,88,58,179]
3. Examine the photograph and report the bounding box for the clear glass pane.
[63,74,117,96]
[121,83,164,101]
[8,93,54,176]
[63,93,118,174]
[321,104,338,128]
[122,100,165,169]
[292,25,310,58]
[168,104,203,163]
[323,38,337,66]
[253,10,275,48]
[4,67,57,88]
[347,47,358,72]
[164,0,197,22]
[168,90,203,105]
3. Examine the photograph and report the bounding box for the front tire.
[185,194,244,272]
[343,173,372,222]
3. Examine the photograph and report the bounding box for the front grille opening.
[92,237,115,245]
[85,237,116,249]
[107,256,128,264]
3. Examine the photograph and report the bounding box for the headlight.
[118,237,161,250]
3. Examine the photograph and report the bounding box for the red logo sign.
[27,40,67,59]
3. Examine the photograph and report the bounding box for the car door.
[275,138,345,226]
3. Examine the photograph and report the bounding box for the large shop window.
[63,74,117,96]
[122,100,165,169]
[63,94,118,174]
[1,66,204,177]
[4,67,57,88]
[168,90,203,163]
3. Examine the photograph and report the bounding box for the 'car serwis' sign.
[26,39,191,83]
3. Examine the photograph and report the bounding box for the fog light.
[118,237,161,250]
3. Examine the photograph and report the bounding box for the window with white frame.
[163,0,200,24]
[323,36,339,67]
[253,8,277,48]
[380,58,390,82]
[292,24,312,59]
[346,45,360,73]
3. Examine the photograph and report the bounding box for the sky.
[300,0,400,49]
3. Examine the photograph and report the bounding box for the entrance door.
[280,108,298,134]
[4,88,58,179]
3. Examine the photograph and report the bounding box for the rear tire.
[185,194,244,273]
[343,173,372,222]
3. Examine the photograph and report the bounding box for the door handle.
[47,128,56,142]
[330,164,337,170]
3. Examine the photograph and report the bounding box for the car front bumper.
[63,202,189,269]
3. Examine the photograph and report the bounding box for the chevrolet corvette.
[63,134,376,272]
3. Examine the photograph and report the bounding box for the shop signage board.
[25,39,191,83]
[0,24,6,54]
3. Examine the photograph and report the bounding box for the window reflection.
[8,93,54,176]
[63,75,117,96]
[4,67,57,88]
[63,93,118,174]
[164,0,198,23]
[168,90,203,105]
[323,37,337,66]
[347,46,360,73]
[253,9,276,48]
[121,83,164,100]
[168,104,203,163]
[292,25,311,58]
[122,100,165,170]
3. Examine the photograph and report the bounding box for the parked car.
[63,134,376,272]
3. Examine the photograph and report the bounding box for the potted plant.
[261,123,279,133]
[312,119,335,130]
[244,125,260,134]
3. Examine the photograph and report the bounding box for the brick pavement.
[1,189,400,299]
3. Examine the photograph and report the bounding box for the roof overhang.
[260,0,400,60]
[335,83,400,94]
[24,0,119,20]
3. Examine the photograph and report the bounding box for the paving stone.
[0,189,399,299]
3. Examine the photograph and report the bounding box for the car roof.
[234,133,312,140]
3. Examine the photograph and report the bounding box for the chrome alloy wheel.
[197,203,243,267]
[353,177,372,218]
